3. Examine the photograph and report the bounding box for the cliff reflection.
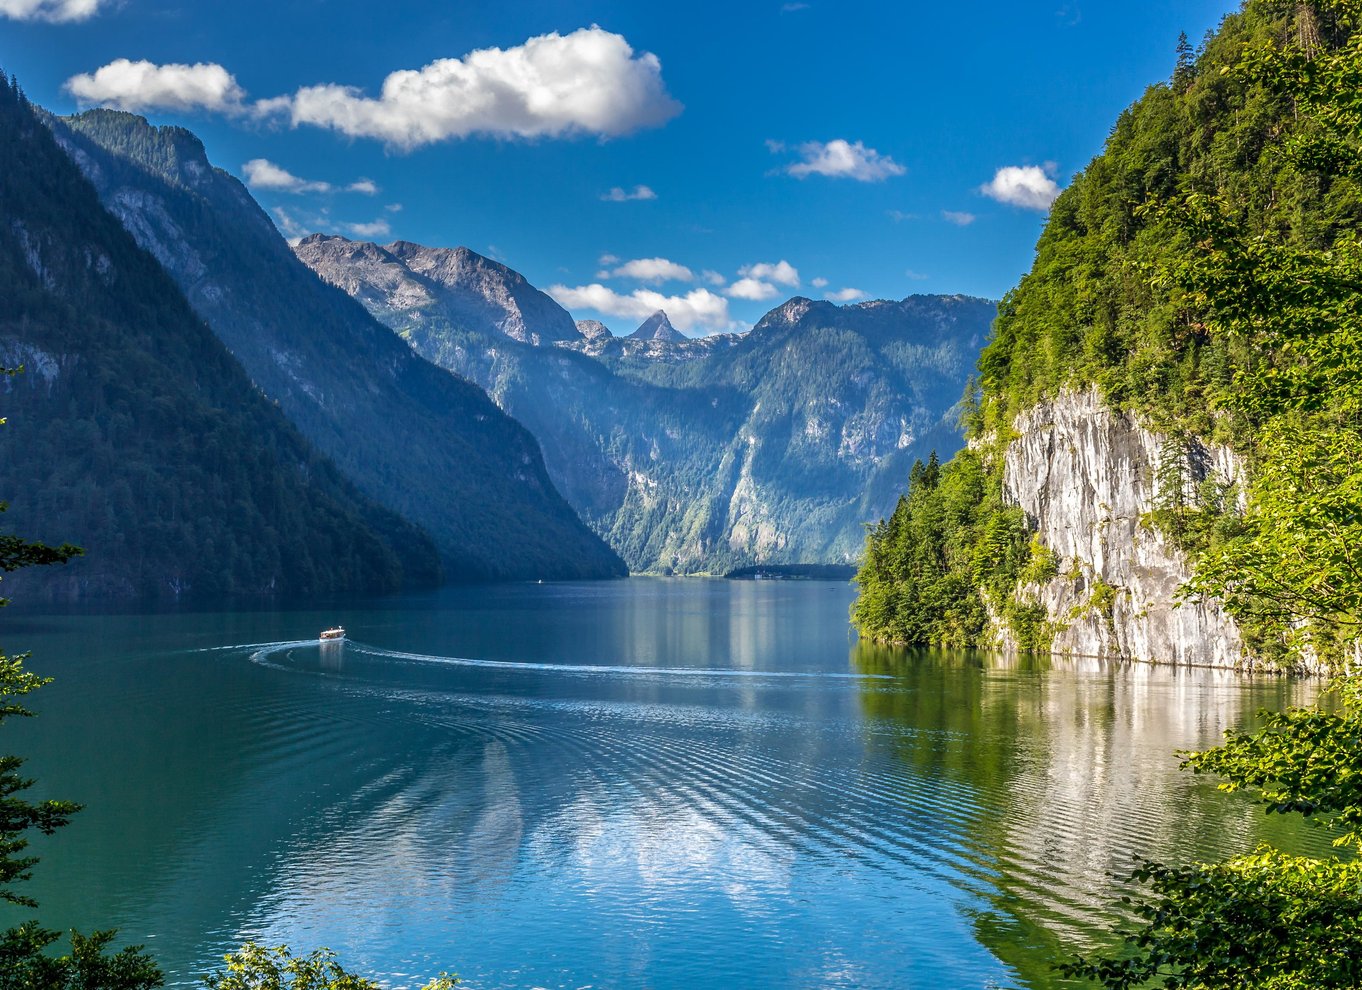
[853,642,1322,987]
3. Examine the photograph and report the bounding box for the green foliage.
[1184,676,1362,848]
[201,943,456,990]
[852,450,1052,648]
[1063,850,1362,989]
[0,653,79,908]
[0,925,162,990]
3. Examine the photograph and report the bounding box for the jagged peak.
[629,309,685,342]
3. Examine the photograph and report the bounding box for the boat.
[320,626,346,641]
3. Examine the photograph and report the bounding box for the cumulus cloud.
[243,159,332,194]
[601,184,657,202]
[777,139,905,181]
[610,257,693,282]
[811,276,829,288]
[548,283,730,333]
[242,159,377,196]
[942,210,976,226]
[740,260,800,287]
[701,269,727,286]
[281,27,680,149]
[826,287,866,302]
[66,59,247,113]
[0,0,104,22]
[725,278,780,301]
[980,165,1061,209]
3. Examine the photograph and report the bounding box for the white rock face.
[998,388,1248,668]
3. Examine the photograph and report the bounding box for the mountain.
[49,109,625,581]
[0,76,441,601]
[297,235,581,346]
[628,311,686,342]
[296,233,994,573]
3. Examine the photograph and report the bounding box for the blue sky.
[4,0,1238,335]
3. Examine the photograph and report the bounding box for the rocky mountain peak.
[629,310,685,342]
[576,319,612,341]
[752,296,825,333]
[298,236,580,345]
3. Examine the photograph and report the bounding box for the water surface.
[1,579,1322,989]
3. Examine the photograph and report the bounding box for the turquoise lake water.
[0,578,1322,989]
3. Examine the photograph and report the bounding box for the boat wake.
[245,640,888,682]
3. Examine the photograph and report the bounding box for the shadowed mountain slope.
[0,77,441,601]
[50,109,624,581]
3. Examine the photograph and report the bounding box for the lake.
[0,578,1323,989]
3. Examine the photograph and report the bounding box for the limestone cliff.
[991,389,1248,667]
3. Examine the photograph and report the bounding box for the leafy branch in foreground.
[201,943,457,990]
[1067,675,1362,988]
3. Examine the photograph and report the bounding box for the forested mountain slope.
[0,76,440,601]
[298,229,994,574]
[854,1,1356,669]
[47,109,624,581]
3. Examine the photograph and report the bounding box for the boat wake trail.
[247,641,887,682]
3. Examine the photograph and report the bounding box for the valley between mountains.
[3,99,992,596]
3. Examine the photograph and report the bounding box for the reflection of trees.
[852,642,1320,989]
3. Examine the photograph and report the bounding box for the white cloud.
[611,257,694,282]
[281,27,680,149]
[345,219,391,239]
[779,139,905,182]
[601,184,657,202]
[701,270,727,286]
[887,210,919,222]
[725,278,780,301]
[740,260,800,287]
[905,269,930,281]
[243,159,333,194]
[385,203,403,212]
[826,287,866,302]
[0,0,105,22]
[942,210,976,226]
[811,276,829,288]
[66,59,247,113]
[599,253,621,266]
[548,283,731,333]
[980,165,1061,209]
[242,159,377,196]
